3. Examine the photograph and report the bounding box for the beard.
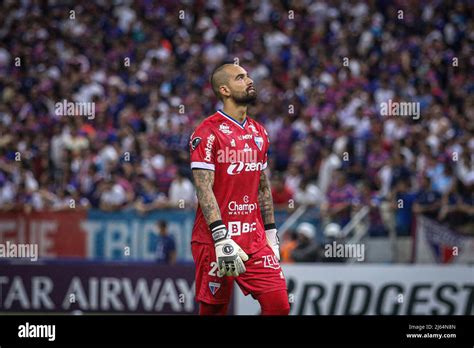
[232,88,257,105]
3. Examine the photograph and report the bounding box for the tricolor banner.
[414,215,474,264]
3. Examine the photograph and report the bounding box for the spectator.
[438,179,474,234]
[391,179,417,236]
[0,173,15,211]
[280,230,298,263]
[291,222,321,262]
[431,164,455,195]
[284,164,302,194]
[456,148,474,187]
[271,173,294,210]
[321,223,347,263]
[294,177,326,207]
[156,155,178,194]
[356,180,388,237]
[413,176,441,219]
[317,147,342,194]
[324,170,359,227]
[390,152,411,190]
[274,116,299,171]
[155,221,176,264]
[50,187,74,211]
[168,170,195,208]
[134,178,167,214]
[366,140,389,185]
[99,178,128,212]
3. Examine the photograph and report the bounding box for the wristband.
[264,223,277,231]
[210,220,228,242]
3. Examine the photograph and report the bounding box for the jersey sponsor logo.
[219,123,232,134]
[209,282,221,295]
[190,137,201,151]
[204,134,215,162]
[228,195,257,215]
[230,139,236,147]
[227,161,265,175]
[239,134,253,140]
[228,221,257,236]
[249,124,259,134]
[263,254,281,270]
[254,136,263,151]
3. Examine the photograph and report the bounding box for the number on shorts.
[208,261,223,277]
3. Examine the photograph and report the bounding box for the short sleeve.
[262,126,270,170]
[189,125,217,171]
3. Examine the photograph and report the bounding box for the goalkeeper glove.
[210,220,249,277]
[265,223,280,261]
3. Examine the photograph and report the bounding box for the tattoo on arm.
[192,169,222,225]
[258,169,275,225]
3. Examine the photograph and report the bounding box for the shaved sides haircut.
[210,63,234,100]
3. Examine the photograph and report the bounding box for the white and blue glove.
[210,221,249,276]
[265,223,280,261]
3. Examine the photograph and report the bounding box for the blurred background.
[0,0,472,315]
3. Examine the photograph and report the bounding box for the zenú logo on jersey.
[227,161,265,175]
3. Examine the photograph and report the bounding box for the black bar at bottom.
[0,315,472,346]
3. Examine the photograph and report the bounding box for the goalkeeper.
[189,63,290,315]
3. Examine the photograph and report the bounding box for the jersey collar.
[217,110,247,129]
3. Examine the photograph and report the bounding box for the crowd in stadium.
[0,1,472,243]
